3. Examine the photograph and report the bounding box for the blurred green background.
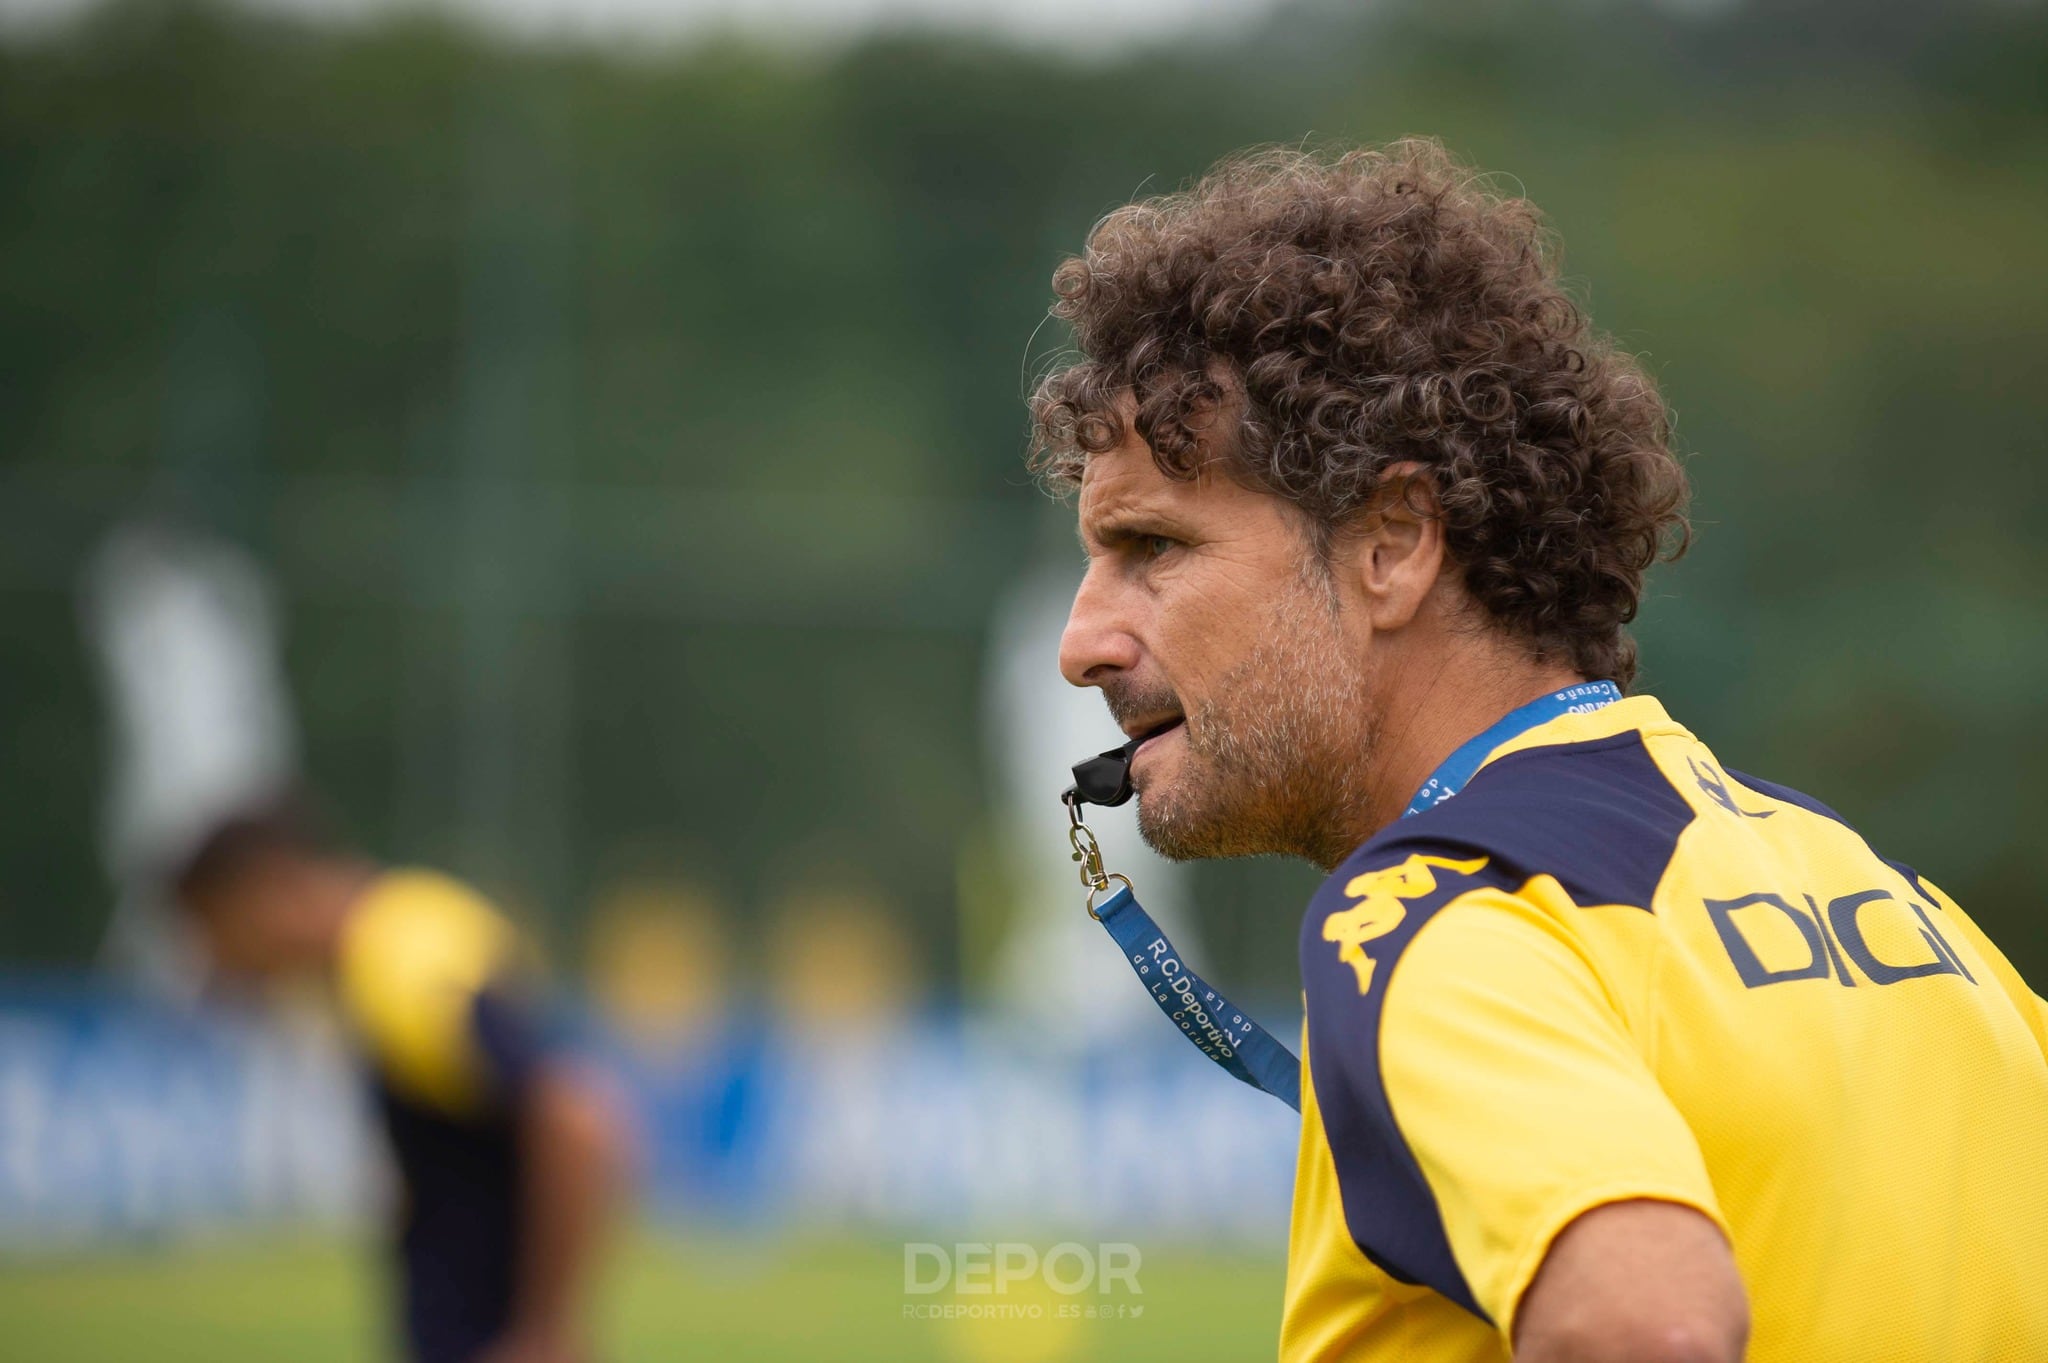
[6,0,2045,990]
[1,0,2045,1353]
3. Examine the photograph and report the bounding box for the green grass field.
[0,1229,1284,1362]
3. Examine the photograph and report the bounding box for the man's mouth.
[1128,715,1186,754]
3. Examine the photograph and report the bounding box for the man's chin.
[1133,810,1210,863]
[1133,782,1256,862]
[1135,759,1337,863]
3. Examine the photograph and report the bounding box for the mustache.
[1101,678,1185,732]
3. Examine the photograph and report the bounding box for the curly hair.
[1029,139,1688,689]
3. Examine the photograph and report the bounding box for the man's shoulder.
[344,869,517,978]
[1323,727,1700,923]
[337,869,528,1110]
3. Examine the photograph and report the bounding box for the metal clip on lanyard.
[1065,794,1133,918]
[1063,744,1303,1114]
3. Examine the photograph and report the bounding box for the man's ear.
[1344,463,1447,631]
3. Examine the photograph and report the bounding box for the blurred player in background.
[1035,139,2048,1361]
[173,798,629,1363]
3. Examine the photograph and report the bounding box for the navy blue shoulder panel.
[1403,731,1697,913]
[1298,731,1696,1320]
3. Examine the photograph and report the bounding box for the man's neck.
[1342,648,1591,863]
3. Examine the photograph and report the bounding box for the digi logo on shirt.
[1704,888,1978,991]
[1323,854,1488,995]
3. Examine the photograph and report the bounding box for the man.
[173,801,628,1363]
[1033,140,2048,1362]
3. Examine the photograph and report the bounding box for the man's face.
[184,857,332,984]
[1060,429,1378,867]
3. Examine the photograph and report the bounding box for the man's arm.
[1303,859,1744,1352]
[1513,1200,1748,1363]
[486,1063,632,1363]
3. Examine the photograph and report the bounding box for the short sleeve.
[470,983,550,1095]
[337,870,545,1115]
[1383,892,1725,1338]
[1303,860,1726,1346]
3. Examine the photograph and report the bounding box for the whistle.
[1064,737,1143,808]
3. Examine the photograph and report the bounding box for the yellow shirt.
[335,868,531,1116]
[1285,696,2048,1361]
[333,871,553,1360]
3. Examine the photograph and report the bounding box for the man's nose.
[1059,567,1142,688]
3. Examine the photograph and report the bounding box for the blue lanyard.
[1403,680,1623,817]
[1090,884,1303,1111]
[1080,680,1623,1115]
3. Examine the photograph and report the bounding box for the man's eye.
[1138,534,1179,560]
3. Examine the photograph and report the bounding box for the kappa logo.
[1689,757,1774,820]
[1322,854,1488,995]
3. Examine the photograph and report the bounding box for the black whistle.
[1065,737,1143,808]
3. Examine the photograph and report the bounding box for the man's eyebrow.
[1078,506,1178,551]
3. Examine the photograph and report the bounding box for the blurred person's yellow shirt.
[338,870,528,1109]
[1284,696,2048,1362]
[335,869,556,1363]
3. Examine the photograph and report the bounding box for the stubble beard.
[1133,583,1379,870]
